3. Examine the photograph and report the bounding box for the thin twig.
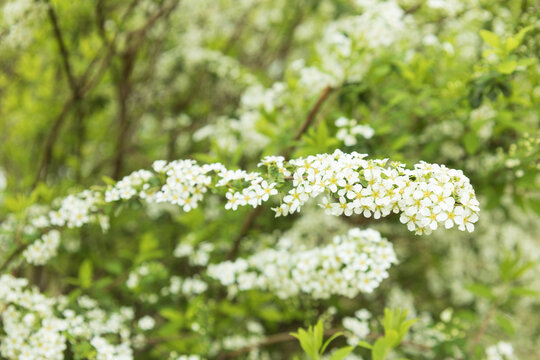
[226,206,263,260]
[293,85,333,141]
[227,84,334,259]
[46,0,78,96]
[467,299,499,356]
[33,0,179,187]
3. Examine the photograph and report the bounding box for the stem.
[293,85,333,142]
[46,0,78,96]
[467,299,499,356]
[227,84,334,259]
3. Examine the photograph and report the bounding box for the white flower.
[137,316,155,331]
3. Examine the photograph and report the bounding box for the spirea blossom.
[22,230,61,265]
[486,342,516,360]
[15,151,478,270]
[335,116,375,145]
[207,228,397,299]
[342,309,372,346]
[105,150,479,236]
[0,275,134,360]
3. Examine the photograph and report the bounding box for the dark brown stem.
[226,206,263,260]
[111,0,180,179]
[0,226,26,273]
[112,50,136,179]
[293,85,333,142]
[32,98,75,188]
[46,0,78,96]
[228,84,334,260]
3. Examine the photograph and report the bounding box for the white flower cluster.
[137,316,155,331]
[1,0,47,48]
[163,276,208,297]
[22,230,60,265]
[0,275,134,360]
[486,342,516,360]
[174,241,214,266]
[170,354,201,360]
[307,0,406,85]
[105,170,154,202]
[126,261,167,290]
[49,190,100,228]
[342,309,372,346]
[269,150,479,235]
[207,228,396,299]
[12,151,478,270]
[335,116,375,146]
[91,336,133,360]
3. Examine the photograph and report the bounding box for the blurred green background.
[0,0,539,359]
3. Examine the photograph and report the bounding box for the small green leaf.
[505,37,520,52]
[357,340,373,350]
[495,314,515,336]
[372,338,390,360]
[321,332,343,354]
[479,30,500,48]
[465,283,495,299]
[509,287,539,298]
[329,346,355,360]
[497,60,517,74]
[463,131,480,155]
[78,259,93,289]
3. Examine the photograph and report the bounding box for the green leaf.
[159,308,184,323]
[465,283,495,299]
[321,332,343,354]
[329,346,355,360]
[372,338,390,360]
[528,198,540,217]
[495,314,515,336]
[479,30,500,48]
[357,340,373,350]
[78,259,93,289]
[462,132,479,155]
[514,25,533,44]
[505,37,520,52]
[313,320,324,354]
[509,287,539,298]
[497,60,517,75]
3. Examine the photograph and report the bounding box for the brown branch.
[226,206,263,260]
[467,299,499,356]
[293,85,333,141]
[227,84,335,259]
[33,0,177,187]
[46,0,78,96]
[0,226,27,273]
[111,0,180,179]
[32,98,75,188]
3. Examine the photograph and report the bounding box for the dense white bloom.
[25,151,478,245]
[342,309,371,346]
[22,230,61,265]
[0,275,134,360]
[335,117,375,146]
[486,342,516,360]
[208,228,396,299]
[138,316,155,331]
